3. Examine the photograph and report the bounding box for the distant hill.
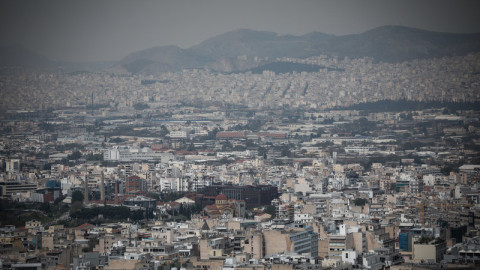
[190,25,480,63]
[115,45,211,75]
[118,26,480,74]
[189,29,316,60]
[113,29,317,74]
[321,26,480,62]
[3,26,480,74]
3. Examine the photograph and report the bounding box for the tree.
[86,154,103,161]
[40,202,51,213]
[68,151,82,160]
[159,125,169,137]
[354,198,368,206]
[133,103,149,110]
[280,146,291,157]
[131,210,144,221]
[440,166,454,176]
[39,121,55,132]
[72,190,84,203]
[258,147,268,159]
[54,195,65,205]
[222,141,233,151]
[110,137,124,143]
[70,201,83,214]
[233,145,246,151]
[206,128,219,140]
[187,143,195,151]
[264,205,276,219]
[246,119,264,131]
[414,157,423,164]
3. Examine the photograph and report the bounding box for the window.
[345,253,348,258]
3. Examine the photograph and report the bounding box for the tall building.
[328,234,349,259]
[6,159,20,173]
[0,179,37,198]
[201,184,279,208]
[263,227,319,258]
[399,232,413,252]
[277,203,294,221]
[103,147,174,162]
[125,176,146,195]
[289,227,319,257]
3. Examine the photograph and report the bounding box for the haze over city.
[1,0,480,61]
[1,1,480,270]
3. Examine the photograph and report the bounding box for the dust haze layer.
[114,26,480,74]
[1,0,480,62]
[2,26,480,74]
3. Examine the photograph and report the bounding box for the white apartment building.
[104,147,174,163]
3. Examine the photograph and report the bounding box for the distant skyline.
[1,0,480,62]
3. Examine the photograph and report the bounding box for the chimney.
[84,175,89,204]
[114,181,119,204]
[101,171,105,203]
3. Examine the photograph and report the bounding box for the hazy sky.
[1,0,480,62]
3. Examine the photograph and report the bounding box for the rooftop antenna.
[129,226,132,247]
[101,170,105,204]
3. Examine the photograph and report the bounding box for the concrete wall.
[412,242,445,263]
[349,232,364,253]
[41,234,54,250]
[264,230,293,256]
[105,259,138,270]
[199,239,209,260]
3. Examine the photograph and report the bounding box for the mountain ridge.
[111,25,480,74]
[2,25,480,73]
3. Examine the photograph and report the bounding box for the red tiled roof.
[152,144,171,151]
[185,193,198,200]
[215,194,228,201]
[76,223,93,229]
[216,131,246,138]
[174,150,194,155]
[258,133,287,138]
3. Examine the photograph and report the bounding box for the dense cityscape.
[0,47,480,270]
[2,0,480,267]
[2,53,479,111]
